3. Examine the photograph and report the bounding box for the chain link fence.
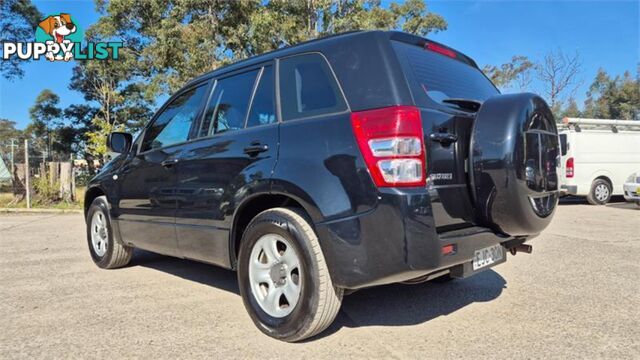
[0,140,90,207]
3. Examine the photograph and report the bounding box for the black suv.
[85,31,559,341]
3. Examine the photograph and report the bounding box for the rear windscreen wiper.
[442,98,483,112]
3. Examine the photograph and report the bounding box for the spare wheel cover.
[470,93,559,236]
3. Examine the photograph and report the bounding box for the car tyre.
[587,179,612,205]
[86,195,133,269]
[237,207,343,342]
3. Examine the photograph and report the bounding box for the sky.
[1,0,638,129]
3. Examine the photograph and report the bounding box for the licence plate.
[636,187,640,194]
[473,244,504,270]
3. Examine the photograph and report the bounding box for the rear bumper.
[560,184,578,195]
[623,183,640,201]
[314,188,523,289]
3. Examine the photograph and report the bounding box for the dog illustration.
[38,14,77,61]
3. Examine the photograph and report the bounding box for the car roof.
[184,30,368,86]
[184,30,478,87]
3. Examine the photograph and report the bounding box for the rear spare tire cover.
[470,93,559,236]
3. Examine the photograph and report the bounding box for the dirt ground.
[1,198,639,359]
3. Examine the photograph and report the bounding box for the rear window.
[199,69,259,137]
[279,53,347,120]
[392,41,499,106]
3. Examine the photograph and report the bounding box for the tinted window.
[279,53,347,120]
[246,66,276,128]
[559,134,568,156]
[142,85,208,152]
[199,70,258,137]
[392,41,499,107]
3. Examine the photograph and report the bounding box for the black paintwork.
[86,30,558,289]
[470,93,559,235]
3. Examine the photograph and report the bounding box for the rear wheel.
[86,195,133,269]
[587,179,612,205]
[237,207,343,342]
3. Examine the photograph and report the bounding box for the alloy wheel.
[90,211,108,257]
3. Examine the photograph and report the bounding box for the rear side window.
[199,69,259,137]
[246,66,276,128]
[279,53,347,120]
[142,84,208,152]
[392,41,499,106]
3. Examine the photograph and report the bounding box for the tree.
[559,97,581,120]
[482,55,534,91]
[0,119,23,144]
[535,49,582,112]
[0,0,42,80]
[68,42,154,160]
[583,68,640,120]
[91,0,447,96]
[0,119,25,164]
[62,104,100,174]
[28,90,62,159]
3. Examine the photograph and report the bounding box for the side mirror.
[107,132,133,154]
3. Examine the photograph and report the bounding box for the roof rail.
[563,117,640,126]
[562,117,640,133]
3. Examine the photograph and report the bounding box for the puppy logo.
[2,13,123,63]
[39,14,77,44]
[37,13,77,61]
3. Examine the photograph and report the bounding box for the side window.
[142,85,208,152]
[279,53,347,121]
[246,66,276,128]
[559,134,568,156]
[199,69,259,137]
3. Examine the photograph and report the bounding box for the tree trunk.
[59,162,74,202]
[10,163,28,204]
[85,154,96,176]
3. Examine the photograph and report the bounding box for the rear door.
[391,40,500,231]
[174,64,279,267]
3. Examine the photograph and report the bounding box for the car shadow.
[606,201,640,210]
[309,269,506,340]
[130,250,506,339]
[559,195,627,205]
[129,250,240,295]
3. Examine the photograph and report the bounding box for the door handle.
[430,132,458,145]
[161,158,179,168]
[243,143,269,155]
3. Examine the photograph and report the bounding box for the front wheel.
[86,195,133,269]
[237,207,343,342]
[587,179,612,205]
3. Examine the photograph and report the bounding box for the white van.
[558,118,640,205]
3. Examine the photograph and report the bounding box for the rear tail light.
[566,157,574,178]
[441,244,456,256]
[351,106,426,187]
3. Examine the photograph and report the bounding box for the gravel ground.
[1,199,639,359]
